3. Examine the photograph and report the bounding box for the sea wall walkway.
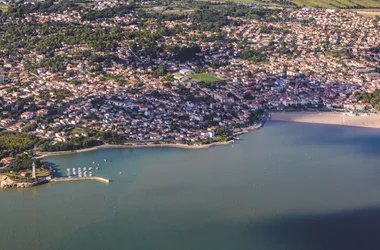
[50,176,110,184]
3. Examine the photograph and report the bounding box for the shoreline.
[34,110,380,160]
[36,121,266,159]
[271,111,380,129]
[36,141,234,159]
[4,140,236,189]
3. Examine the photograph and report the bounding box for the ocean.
[1,121,380,250]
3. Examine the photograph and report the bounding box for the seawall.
[50,176,110,184]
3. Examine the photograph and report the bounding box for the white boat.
[96,167,100,170]
[119,172,122,175]
[83,167,87,171]
[89,167,92,171]
[104,159,107,162]
[92,161,95,164]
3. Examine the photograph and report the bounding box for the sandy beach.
[271,112,380,129]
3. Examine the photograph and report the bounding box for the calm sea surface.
[2,121,380,250]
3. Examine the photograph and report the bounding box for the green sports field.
[190,73,223,82]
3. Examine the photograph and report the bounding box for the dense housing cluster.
[0,0,379,152]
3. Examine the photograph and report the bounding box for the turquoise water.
[2,121,380,250]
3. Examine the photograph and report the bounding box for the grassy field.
[149,4,194,15]
[4,168,51,182]
[353,9,380,16]
[220,0,294,7]
[70,127,87,135]
[291,0,380,8]
[0,4,8,12]
[209,0,380,8]
[191,73,222,82]
[162,9,193,15]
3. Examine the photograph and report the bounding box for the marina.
[52,160,111,185]
[66,166,100,177]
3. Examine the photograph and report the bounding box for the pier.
[50,176,110,184]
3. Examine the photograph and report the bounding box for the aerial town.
[0,0,379,154]
[2,1,380,248]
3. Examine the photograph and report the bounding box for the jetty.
[50,176,110,184]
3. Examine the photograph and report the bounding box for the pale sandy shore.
[36,141,233,159]
[271,112,380,129]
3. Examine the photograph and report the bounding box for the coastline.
[36,120,266,159]
[35,110,380,160]
[36,141,234,159]
[271,111,380,129]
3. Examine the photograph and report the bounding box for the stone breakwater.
[50,177,111,184]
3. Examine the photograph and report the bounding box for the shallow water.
[1,121,380,250]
